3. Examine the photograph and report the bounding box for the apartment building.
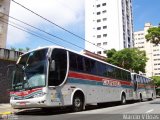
[134,23,160,77]
[0,0,10,48]
[85,0,134,56]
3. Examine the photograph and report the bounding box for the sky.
[6,0,160,52]
[133,0,160,31]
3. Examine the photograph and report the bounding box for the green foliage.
[151,76,160,87]
[10,47,30,52]
[106,48,148,73]
[145,25,160,45]
[10,47,16,51]
[26,47,30,52]
[18,48,23,52]
[105,49,116,58]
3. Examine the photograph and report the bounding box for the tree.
[10,47,16,51]
[18,48,23,52]
[145,24,160,45]
[26,47,30,52]
[105,48,116,58]
[106,48,148,73]
[151,76,160,87]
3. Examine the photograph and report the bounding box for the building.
[82,50,106,61]
[85,0,134,56]
[134,23,160,77]
[0,0,11,48]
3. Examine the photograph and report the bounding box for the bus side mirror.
[50,60,55,71]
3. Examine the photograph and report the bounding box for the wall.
[0,59,16,103]
[0,48,22,103]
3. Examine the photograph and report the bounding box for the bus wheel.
[121,94,126,105]
[139,94,143,102]
[72,95,83,112]
[152,93,154,100]
[149,93,154,101]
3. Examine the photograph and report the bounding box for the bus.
[131,73,156,101]
[7,46,155,112]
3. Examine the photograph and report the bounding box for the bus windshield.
[8,48,48,91]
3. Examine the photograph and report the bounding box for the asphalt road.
[12,98,160,120]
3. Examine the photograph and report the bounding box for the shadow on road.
[15,101,137,116]
[150,101,160,104]
[15,107,73,116]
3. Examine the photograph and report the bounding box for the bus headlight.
[33,92,46,98]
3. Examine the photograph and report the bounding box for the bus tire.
[149,93,154,101]
[72,95,84,112]
[121,93,126,105]
[139,94,143,102]
[152,93,154,99]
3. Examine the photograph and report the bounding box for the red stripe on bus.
[68,71,131,86]
[10,87,43,96]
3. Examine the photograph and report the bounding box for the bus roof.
[20,45,131,73]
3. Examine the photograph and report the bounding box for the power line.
[11,0,107,51]
[0,14,85,50]
[0,19,65,48]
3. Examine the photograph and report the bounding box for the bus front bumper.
[10,97,48,109]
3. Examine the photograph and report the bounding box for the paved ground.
[6,98,160,120]
[0,104,16,114]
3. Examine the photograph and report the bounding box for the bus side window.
[48,49,67,86]
[69,52,77,71]
[96,62,105,76]
[90,59,97,74]
[106,65,115,78]
[121,70,127,81]
[115,68,122,80]
[77,55,84,72]
[84,58,91,73]
[127,72,131,81]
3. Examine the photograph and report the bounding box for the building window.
[97,35,101,38]
[97,12,101,15]
[97,19,101,23]
[138,46,144,48]
[97,27,101,30]
[103,42,107,45]
[97,51,101,54]
[103,26,107,29]
[102,10,107,14]
[103,34,107,37]
[97,43,101,46]
[97,4,100,8]
[103,18,107,21]
[102,3,106,6]
[155,73,160,75]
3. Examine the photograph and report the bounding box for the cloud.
[7,0,85,46]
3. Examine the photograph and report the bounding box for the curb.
[0,111,14,115]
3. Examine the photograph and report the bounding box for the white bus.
[131,73,156,101]
[7,46,155,112]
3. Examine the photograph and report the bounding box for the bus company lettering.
[103,79,121,87]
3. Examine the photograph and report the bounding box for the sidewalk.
[0,104,17,114]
